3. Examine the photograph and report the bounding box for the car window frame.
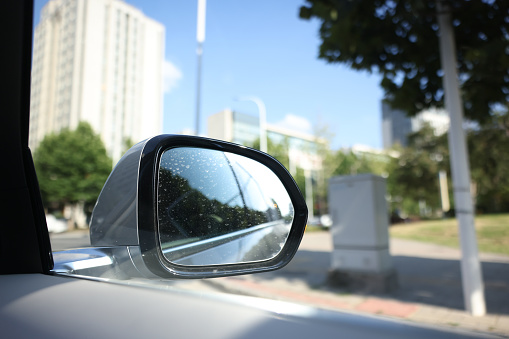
[0,0,53,275]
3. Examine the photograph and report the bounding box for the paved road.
[290,232,509,312]
[50,230,509,314]
[50,229,90,251]
[208,231,509,336]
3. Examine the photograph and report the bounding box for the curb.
[207,276,509,337]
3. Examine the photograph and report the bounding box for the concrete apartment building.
[30,0,164,163]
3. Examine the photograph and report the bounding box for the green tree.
[251,136,290,169]
[468,112,509,213]
[34,122,112,227]
[299,0,509,124]
[250,136,313,213]
[326,146,390,178]
[386,124,449,217]
[329,150,374,176]
[386,117,509,216]
[123,137,137,154]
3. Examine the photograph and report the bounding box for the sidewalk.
[202,232,509,336]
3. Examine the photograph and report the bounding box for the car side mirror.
[89,135,307,279]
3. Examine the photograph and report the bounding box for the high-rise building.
[381,101,412,148]
[382,101,450,149]
[30,0,164,163]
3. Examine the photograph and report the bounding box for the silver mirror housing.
[89,135,307,279]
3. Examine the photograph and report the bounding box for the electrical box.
[328,174,393,274]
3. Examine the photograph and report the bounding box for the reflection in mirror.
[157,147,294,266]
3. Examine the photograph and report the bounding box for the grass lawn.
[305,225,326,233]
[390,214,509,256]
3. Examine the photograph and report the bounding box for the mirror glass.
[157,147,294,266]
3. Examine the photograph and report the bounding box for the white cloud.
[274,114,312,134]
[163,60,182,93]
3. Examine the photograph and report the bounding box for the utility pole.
[195,0,206,135]
[436,0,486,316]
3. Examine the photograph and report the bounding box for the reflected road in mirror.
[157,147,294,266]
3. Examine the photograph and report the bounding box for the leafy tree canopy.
[34,122,112,209]
[387,113,509,216]
[250,136,311,211]
[468,112,509,212]
[387,124,449,216]
[251,136,291,167]
[329,149,387,177]
[299,0,509,124]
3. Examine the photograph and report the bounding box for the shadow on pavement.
[391,256,509,314]
[250,250,509,315]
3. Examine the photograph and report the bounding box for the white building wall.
[30,0,164,164]
[79,0,106,134]
[69,0,83,129]
[207,109,233,141]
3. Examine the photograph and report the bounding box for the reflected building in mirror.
[29,0,165,163]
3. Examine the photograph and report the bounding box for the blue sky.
[34,0,385,150]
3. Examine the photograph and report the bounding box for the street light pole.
[195,0,206,136]
[234,96,267,153]
[436,0,486,316]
